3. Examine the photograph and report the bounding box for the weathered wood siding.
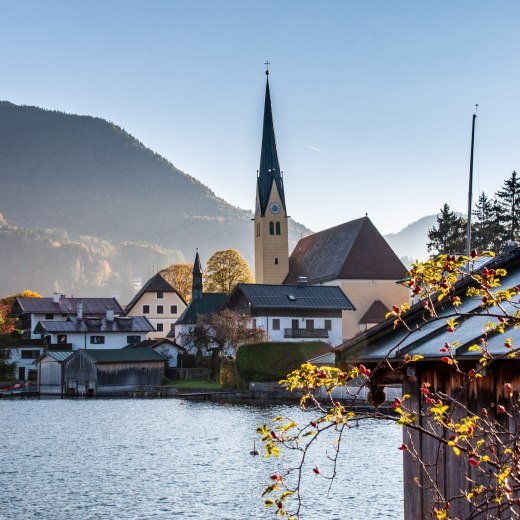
[38,358,64,395]
[403,361,519,520]
[96,361,164,395]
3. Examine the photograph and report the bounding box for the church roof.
[257,78,286,216]
[174,293,228,326]
[359,300,390,325]
[284,217,407,284]
[124,273,186,315]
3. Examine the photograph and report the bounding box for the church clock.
[269,202,281,215]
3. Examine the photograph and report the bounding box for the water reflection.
[0,399,403,519]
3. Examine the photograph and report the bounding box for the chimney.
[296,276,308,286]
[77,300,84,320]
[52,292,60,304]
[106,307,115,322]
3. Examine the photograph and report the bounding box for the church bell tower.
[254,64,289,284]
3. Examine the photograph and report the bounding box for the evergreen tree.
[427,203,467,254]
[496,171,520,242]
[472,192,495,251]
[489,197,506,253]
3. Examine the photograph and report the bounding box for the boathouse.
[37,347,165,396]
[335,248,520,519]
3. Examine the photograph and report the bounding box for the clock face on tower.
[269,202,281,215]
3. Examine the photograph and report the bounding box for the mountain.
[0,101,311,300]
[384,215,437,263]
[0,101,310,262]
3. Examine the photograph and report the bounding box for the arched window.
[269,222,275,235]
[275,222,281,235]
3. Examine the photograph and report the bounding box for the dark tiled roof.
[284,217,407,284]
[124,273,186,314]
[257,78,286,216]
[359,300,389,324]
[16,297,123,315]
[79,348,165,363]
[227,283,355,311]
[336,248,520,363]
[175,293,228,325]
[34,316,154,334]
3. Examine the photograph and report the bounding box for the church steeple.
[191,251,203,301]
[257,72,286,216]
[253,65,290,285]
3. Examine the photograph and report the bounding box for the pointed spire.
[257,68,286,216]
[192,251,203,301]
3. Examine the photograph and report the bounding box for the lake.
[0,399,403,519]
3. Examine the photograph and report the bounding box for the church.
[253,69,409,341]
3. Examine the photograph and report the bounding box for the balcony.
[284,328,329,339]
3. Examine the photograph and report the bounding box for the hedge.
[236,341,331,383]
[219,358,247,390]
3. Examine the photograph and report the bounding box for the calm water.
[0,399,403,519]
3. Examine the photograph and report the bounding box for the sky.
[1,1,519,234]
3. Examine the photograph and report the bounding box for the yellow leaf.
[468,345,480,352]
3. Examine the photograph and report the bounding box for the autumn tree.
[159,263,193,303]
[427,203,466,254]
[181,309,265,380]
[205,249,254,294]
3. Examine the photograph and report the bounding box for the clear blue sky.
[1,1,519,234]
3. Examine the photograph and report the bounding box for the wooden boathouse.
[38,347,165,396]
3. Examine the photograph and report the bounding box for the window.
[276,222,281,235]
[127,335,141,344]
[90,336,105,344]
[156,323,164,332]
[157,305,164,314]
[272,319,280,330]
[170,305,178,314]
[21,350,40,359]
[324,319,332,331]
[18,367,25,381]
[45,314,54,320]
[291,319,299,330]
[305,319,315,330]
[275,258,279,265]
[143,305,150,314]
[57,334,68,344]
[28,369,37,382]
[269,222,275,235]
[157,291,164,299]
[256,223,260,237]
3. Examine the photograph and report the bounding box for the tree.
[257,252,520,519]
[472,192,495,252]
[496,171,520,242]
[181,309,266,380]
[205,249,254,294]
[159,263,193,303]
[427,203,466,254]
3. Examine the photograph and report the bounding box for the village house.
[123,273,187,339]
[252,70,408,342]
[225,282,354,346]
[2,338,46,382]
[11,293,124,339]
[37,347,165,396]
[33,307,154,350]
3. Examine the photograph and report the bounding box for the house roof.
[257,77,286,216]
[74,348,166,363]
[359,300,390,325]
[227,283,355,311]
[284,217,407,284]
[336,248,520,364]
[44,351,74,362]
[34,316,154,334]
[174,293,228,326]
[124,339,184,351]
[15,297,123,315]
[124,273,186,315]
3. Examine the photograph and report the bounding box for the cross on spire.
[265,60,270,75]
